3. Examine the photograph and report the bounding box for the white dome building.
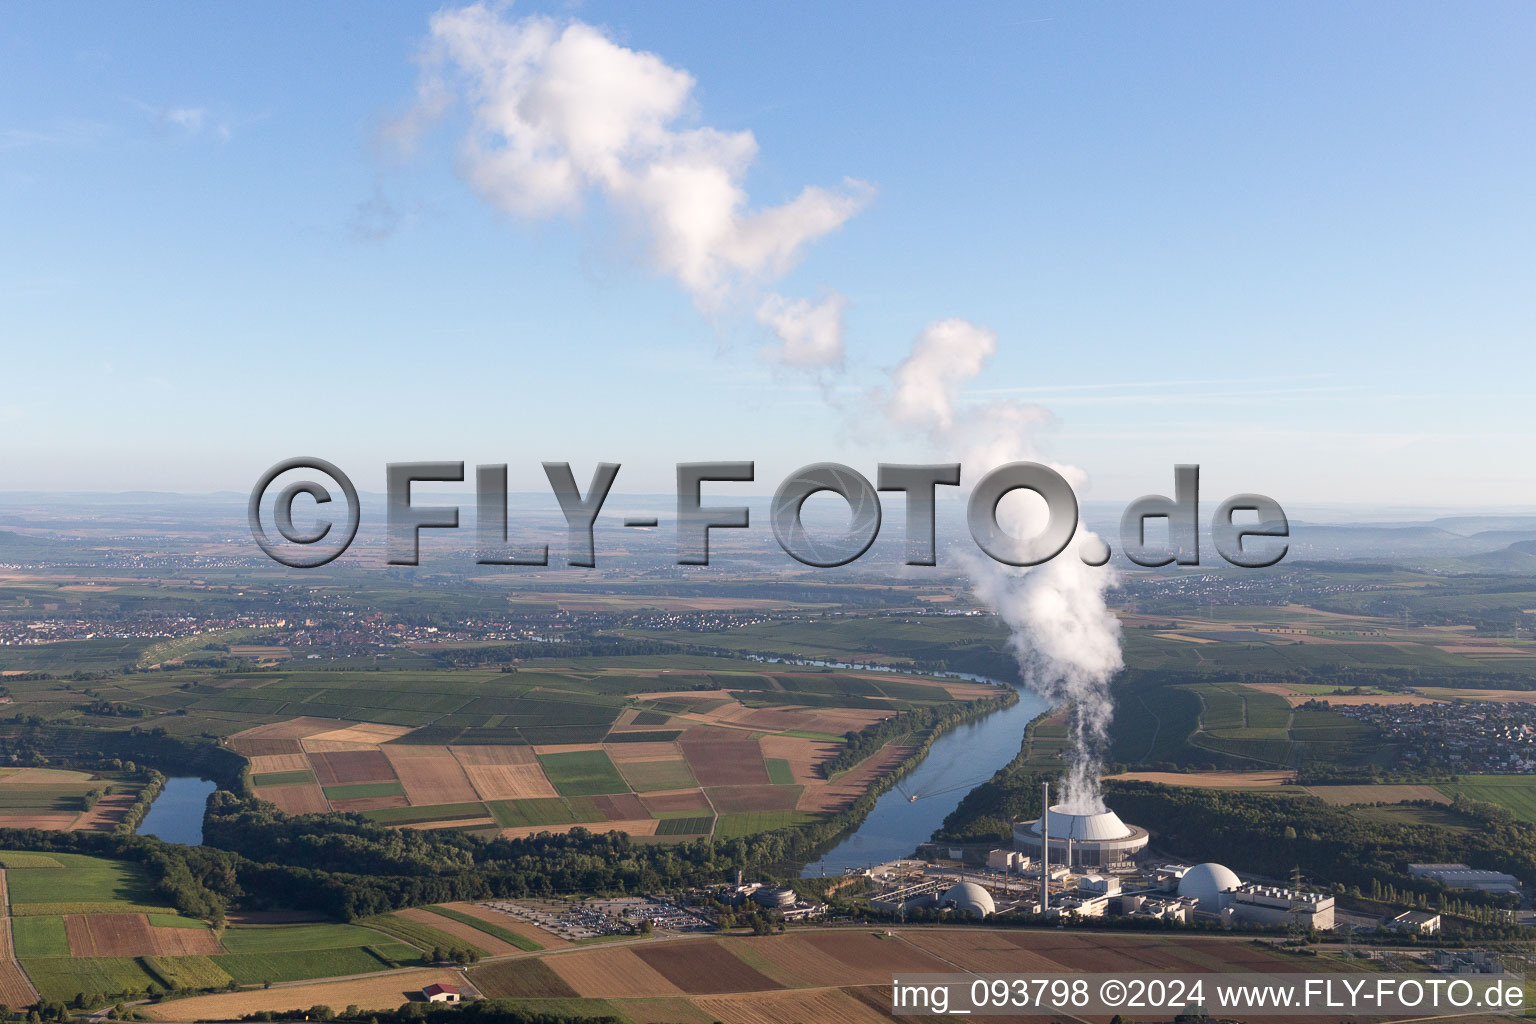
[1013,804,1149,869]
[941,882,996,919]
[1177,863,1242,910]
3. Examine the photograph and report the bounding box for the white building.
[1173,862,1335,930]
[1389,910,1442,935]
[1013,805,1149,869]
[1408,864,1521,895]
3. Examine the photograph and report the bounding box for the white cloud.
[395,4,870,308]
[756,292,846,368]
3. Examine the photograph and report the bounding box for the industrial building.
[1158,862,1335,930]
[1012,803,1149,869]
[1408,864,1522,896]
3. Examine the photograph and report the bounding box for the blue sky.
[3,2,1532,507]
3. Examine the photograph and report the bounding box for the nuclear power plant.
[1012,783,1150,870]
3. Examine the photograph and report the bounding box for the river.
[802,684,1047,876]
[135,776,216,845]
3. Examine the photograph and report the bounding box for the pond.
[135,776,216,846]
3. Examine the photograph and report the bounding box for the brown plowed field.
[383,747,480,804]
[900,929,1063,974]
[64,914,222,956]
[467,958,578,998]
[247,753,313,774]
[230,718,338,741]
[0,962,37,1009]
[309,750,397,786]
[692,986,892,1024]
[498,818,657,840]
[441,902,571,949]
[138,968,473,1020]
[256,783,330,815]
[705,785,797,813]
[462,763,558,801]
[759,735,837,784]
[791,932,949,980]
[451,745,537,766]
[395,907,525,956]
[605,742,684,763]
[330,795,409,812]
[678,728,768,786]
[544,947,686,997]
[633,940,783,995]
[796,740,914,813]
[639,789,712,815]
[0,814,78,829]
[592,793,650,819]
[228,737,304,757]
[69,793,139,831]
[530,743,605,755]
[307,723,414,745]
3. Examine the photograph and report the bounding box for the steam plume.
[883,321,1123,812]
[399,4,1124,811]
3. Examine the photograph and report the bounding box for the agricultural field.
[220,662,994,842]
[2,851,436,1005]
[0,768,144,832]
[444,928,1323,1024]
[1436,775,1536,823]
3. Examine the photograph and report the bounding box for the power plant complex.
[878,781,1338,932]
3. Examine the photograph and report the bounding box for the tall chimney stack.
[1040,781,1050,912]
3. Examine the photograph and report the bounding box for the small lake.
[135,777,216,846]
[802,684,1048,876]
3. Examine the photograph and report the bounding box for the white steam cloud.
[883,321,1123,813]
[399,5,1122,812]
[393,2,870,345]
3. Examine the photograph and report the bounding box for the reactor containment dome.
[1177,862,1242,909]
[1012,804,1149,869]
[941,882,996,919]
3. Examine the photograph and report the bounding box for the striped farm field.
[421,905,542,951]
[358,913,486,956]
[396,907,523,955]
[467,958,575,998]
[137,968,472,1020]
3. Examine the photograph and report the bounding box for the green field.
[0,852,63,869]
[360,802,489,825]
[654,815,713,836]
[421,906,541,951]
[142,955,233,991]
[537,750,628,797]
[764,758,795,786]
[21,956,159,1004]
[713,810,815,838]
[3,851,168,909]
[321,781,407,800]
[212,946,402,985]
[11,915,69,957]
[1438,776,1536,823]
[218,923,401,953]
[357,913,485,956]
[615,758,697,793]
[487,797,601,828]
